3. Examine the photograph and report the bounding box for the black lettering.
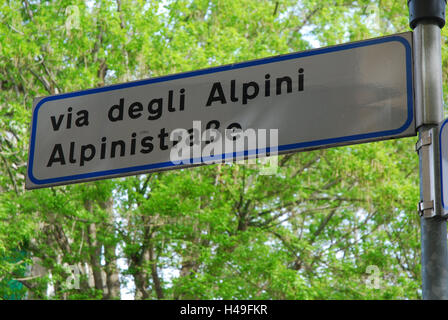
[242,82,259,105]
[50,115,64,131]
[69,142,76,163]
[226,122,242,141]
[47,144,66,167]
[148,98,163,120]
[187,128,195,147]
[128,102,143,119]
[230,80,238,102]
[186,127,201,148]
[179,88,185,111]
[276,76,292,95]
[141,136,154,154]
[205,120,220,145]
[80,144,96,166]
[298,68,304,91]
[206,82,227,106]
[158,128,169,150]
[75,110,89,127]
[100,137,107,159]
[110,140,125,158]
[108,98,124,122]
[66,107,72,129]
[130,133,137,155]
[265,74,271,96]
[167,90,175,112]
[206,120,220,131]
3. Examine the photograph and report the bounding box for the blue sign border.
[439,118,448,210]
[28,34,414,186]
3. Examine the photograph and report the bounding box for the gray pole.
[409,0,448,299]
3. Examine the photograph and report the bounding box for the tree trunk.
[149,244,164,299]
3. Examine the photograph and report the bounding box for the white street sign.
[26,32,415,189]
[439,118,448,213]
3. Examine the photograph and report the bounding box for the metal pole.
[408,0,448,299]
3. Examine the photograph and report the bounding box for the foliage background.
[0,0,442,299]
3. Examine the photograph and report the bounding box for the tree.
[0,0,435,299]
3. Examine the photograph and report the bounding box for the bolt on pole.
[408,0,448,299]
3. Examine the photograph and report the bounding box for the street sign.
[439,118,448,213]
[26,32,415,189]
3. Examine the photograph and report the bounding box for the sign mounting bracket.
[416,128,438,218]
